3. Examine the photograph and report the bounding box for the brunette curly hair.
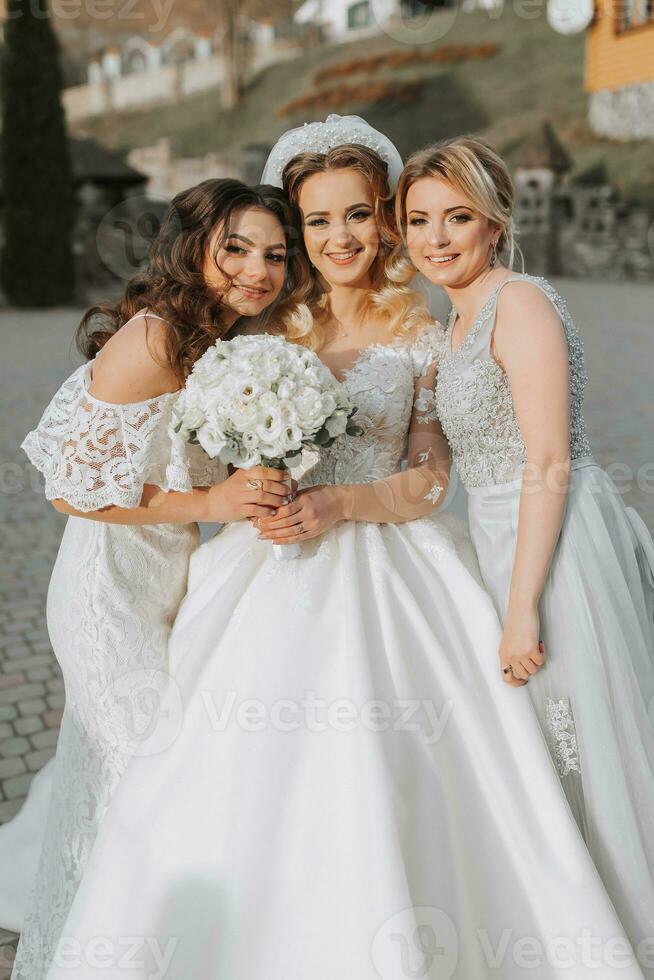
[76,178,308,382]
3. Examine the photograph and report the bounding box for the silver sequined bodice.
[435,274,592,488]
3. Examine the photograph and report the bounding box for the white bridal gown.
[5,312,225,980]
[42,325,647,980]
[435,273,654,952]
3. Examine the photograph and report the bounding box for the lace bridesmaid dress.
[38,324,645,980]
[8,312,225,980]
[435,272,654,954]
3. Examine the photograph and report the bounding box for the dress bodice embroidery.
[299,325,446,490]
[434,273,592,488]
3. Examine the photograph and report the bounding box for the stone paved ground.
[0,279,651,971]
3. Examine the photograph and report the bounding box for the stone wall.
[515,176,654,282]
[589,81,654,141]
[63,44,298,124]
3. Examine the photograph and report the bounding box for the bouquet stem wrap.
[270,472,301,561]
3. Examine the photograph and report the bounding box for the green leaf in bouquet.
[313,427,333,447]
[284,448,303,459]
[346,424,365,437]
[173,420,183,434]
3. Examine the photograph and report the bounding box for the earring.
[489,241,498,268]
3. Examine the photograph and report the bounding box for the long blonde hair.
[396,136,522,271]
[281,144,432,351]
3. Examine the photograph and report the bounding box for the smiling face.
[298,168,381,289]
[404,176,502,288]
[203,206,288,319]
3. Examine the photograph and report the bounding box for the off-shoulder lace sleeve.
[21,361,224,512]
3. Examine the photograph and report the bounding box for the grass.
[71,6,654,203]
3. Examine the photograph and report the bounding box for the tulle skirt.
[37,512,648,979]
[468,457,654,950]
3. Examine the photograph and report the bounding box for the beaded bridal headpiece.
[260,114,404,191]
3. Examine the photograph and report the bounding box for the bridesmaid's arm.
[492,281,571,684]
[50,318,288,526]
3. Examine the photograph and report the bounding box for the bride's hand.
[204,467,294,524]
[499,604,546,687]
[256,484,349,544]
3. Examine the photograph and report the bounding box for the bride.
[39,118,646,980]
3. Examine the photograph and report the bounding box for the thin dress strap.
[127,308,168,324]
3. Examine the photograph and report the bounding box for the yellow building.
[585,0,654,138]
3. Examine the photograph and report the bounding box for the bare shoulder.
[493,279,568,373]
[495,279,562,339]
[89,312,181,404]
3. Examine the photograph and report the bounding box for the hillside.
[71,7,654,203]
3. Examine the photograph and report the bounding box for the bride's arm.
[257,354,451,543]
[340,357,451,524]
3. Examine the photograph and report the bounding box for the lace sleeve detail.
[20,363,224,512]
[410,322,447,379]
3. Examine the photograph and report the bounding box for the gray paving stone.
[42,708,64,729]
[29,728,59,750]
[14,716,44,736]
[0,725,13,741]
[0,798,24,822]
[3,772,34,800]
[0,682,45,705]
[0,736,31,758]
[0,758,26,779]
[25,747,56,772]
[25,667,53,682]
[1,644,30,659]
[17,697,47,716]
[0,706,17,723]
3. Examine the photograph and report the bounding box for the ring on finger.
[246,479,264,491]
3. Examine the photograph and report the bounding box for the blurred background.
[0,0,653,303]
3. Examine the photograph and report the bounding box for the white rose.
[256,407,285,445]
[325,411,349,438]
[198,423,228,458]
[229,400,260,434]
[277,377,297,401]
[296,387,326,431]
[320,392,337,418]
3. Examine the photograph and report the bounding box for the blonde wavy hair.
[396,136,523,272]
[280,144,433,351]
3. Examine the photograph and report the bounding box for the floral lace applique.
[545,697,581,778]
[436,274,592,488]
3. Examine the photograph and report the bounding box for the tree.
[218,0,299,110]
[1,0,76,306]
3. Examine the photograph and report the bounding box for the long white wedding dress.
[41,326,646,980]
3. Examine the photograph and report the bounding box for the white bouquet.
[171,334,362,559]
